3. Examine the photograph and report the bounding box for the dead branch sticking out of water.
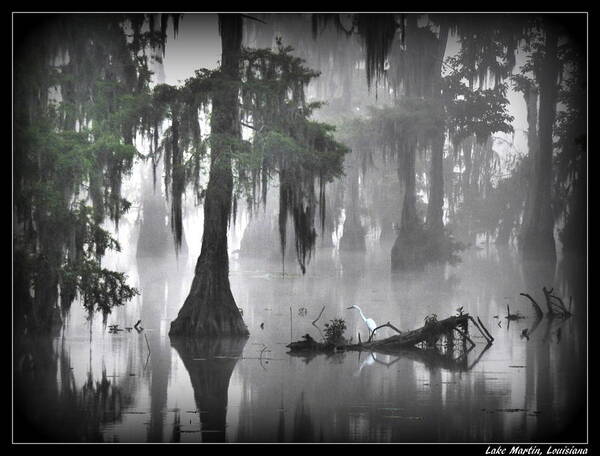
[312,305,326,341]
[517,287,572,342]
[520,293,544,319]
[505,304,525,321]
[367,322,403,343]
[519,288,572,319]
[542,287,572,317]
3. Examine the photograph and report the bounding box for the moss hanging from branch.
[151,42,348,273]
[14,14,167,333]
[356,14,400,89]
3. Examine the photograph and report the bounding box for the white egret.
[347,305,377,338]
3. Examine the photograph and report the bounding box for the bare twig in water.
[520,293,544,320]
[505,304,524,321]
[542,287,572,317]
[549,293,571,316]
[466,342,492,370]
[312,305,326,340]
[371,353,403,368]
[528,314,543,337]
[468,316,494,344]
[476,316,495,343]
[312,306,326,326]
[542,287,557,314]
[144,333,151,354]
[259,345,269,370]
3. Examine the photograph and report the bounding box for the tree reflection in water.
[170,336,247,442]
[14,337,133,442]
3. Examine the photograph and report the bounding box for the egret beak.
[346,306,354,310]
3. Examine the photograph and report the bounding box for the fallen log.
[287,313,488,355]
[352,314,470,351]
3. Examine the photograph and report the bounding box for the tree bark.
[339,152,366,251]
[425,23,448,235]
[169,14,248,336]
[426,131,445,234]
[399,142,418,234]
[519,27,559,262]
[391,141,419,270]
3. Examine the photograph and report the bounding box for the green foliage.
[554,34,586,252]
[443,73,514,146]
[324,318,347,344]
[148,42,349,273]
[424,314,438,327]
[14,14,162,332]
[366,98,445,158]
[61,259,139,322]
[355,14,399,88]
[449,15,523,88]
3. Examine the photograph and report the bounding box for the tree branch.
[520,292,544,319]
[367,321,403,343]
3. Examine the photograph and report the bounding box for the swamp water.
[14,244,586,442]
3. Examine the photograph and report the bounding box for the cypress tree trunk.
[496,206,515,246]
[425,23,448,235]
[519,86,539,246]
[391,141,419,270]
[426,131,445,234]
[562,168,586,254]
[341,52,353,111]
[526,88,540,160]
[519,28,559,262]
[391,18,449,269]
[169,14,248,336]
[339,154,366,251]
[400,142,418,234]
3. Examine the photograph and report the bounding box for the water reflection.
[137,256,175,442]
[170,337,247,442]
[14,337,133,442]
[13,244,586,442]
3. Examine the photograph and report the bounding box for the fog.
[13,13,587,444]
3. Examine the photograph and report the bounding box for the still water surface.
[14,243,587,442]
